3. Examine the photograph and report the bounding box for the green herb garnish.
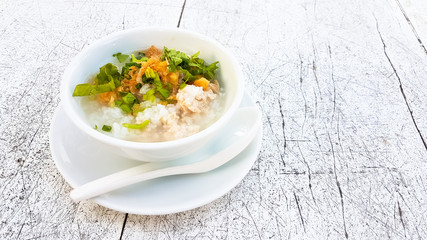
[120,104,132,113]
[179,68,199,83]
[122,120,150,130]
[141,74,153,84]
[157,88,170,99]
[144,67,171,100]
[122,93,137,105]
[115,93,138,114]
[143,88,156,102]
[161,47,219,81]
[131,54,148,63]
[102,125,112,132]
[121,62,141,79]
[95,63,121,86]
[72,80,115,96]
[72,63,121,96]
[73,47,219,122]
[161,48,189,72]
[112,52,129,63]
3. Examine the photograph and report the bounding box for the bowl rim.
[60,27,244,150]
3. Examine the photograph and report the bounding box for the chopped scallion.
[122,120,150,130]
[102,125,112,132]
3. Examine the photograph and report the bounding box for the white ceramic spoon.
[70,107,261,202]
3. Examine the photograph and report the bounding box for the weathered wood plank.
[0,0,183,239]
[397,0,427,55]
[120,0,427,239]
[1,0,426,239]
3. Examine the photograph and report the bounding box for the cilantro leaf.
[70,63,121,97]
[161,47,219,81]
[72,78,116,96]
[112,52,129,63]
[72,84,93,96]
[189,53,219,80]
[191,51,200,58]
[204,61,219,79]
[115,93,138,114]
[135,52,146,59]
[95,63,121,85]
[131,54,148,63]
[179,68,199,83]
[161,47,189,72]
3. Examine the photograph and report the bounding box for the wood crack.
[177,0,187,28]
[376,20,427,151]
[16,223,24,239]
[119,213,128,240]
[397,200,406,236]
[328,133,349,239]
[278,98,287,154]
[293,191,306,232]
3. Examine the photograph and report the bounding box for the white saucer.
[50,92,262,215]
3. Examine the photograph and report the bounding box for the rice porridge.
[73,46,223,142]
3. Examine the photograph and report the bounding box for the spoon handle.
[70,107,261,202]
[70,162,165,202]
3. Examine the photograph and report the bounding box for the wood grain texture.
[1,0,426,239]
[398,0,427,55]
[0,0,183,239]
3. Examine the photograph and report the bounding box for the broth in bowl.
[73,46,223,142]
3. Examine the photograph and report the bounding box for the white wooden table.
[1,0,426,239]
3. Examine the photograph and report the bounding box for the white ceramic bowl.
[60,27,244,162]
